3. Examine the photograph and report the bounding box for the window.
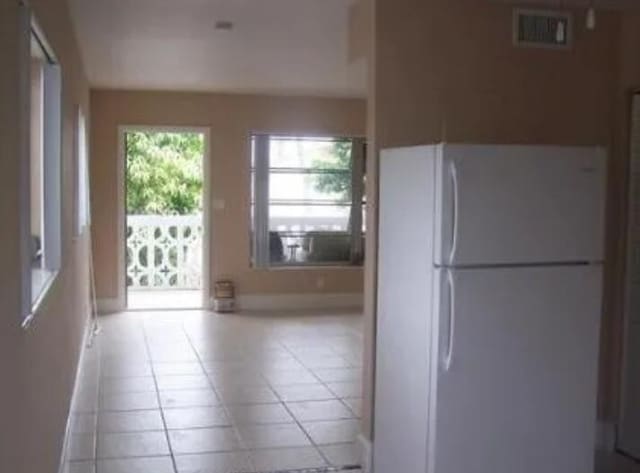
[22,13,62,321]
[251,134,366,267]
[75,107,90,236]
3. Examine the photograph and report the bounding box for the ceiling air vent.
[513,9,572,50]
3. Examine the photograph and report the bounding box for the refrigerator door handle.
[442,269,456,371]
[449,160,459,264]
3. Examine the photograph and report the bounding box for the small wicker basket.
[213,280,235,313]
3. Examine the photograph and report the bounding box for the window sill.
[23,268,58,329]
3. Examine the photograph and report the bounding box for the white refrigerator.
[373,144,606,473]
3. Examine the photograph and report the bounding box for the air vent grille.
[513,9,572,49]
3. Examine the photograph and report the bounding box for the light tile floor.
[64,309,364,473]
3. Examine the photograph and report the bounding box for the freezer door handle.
[442,269,456,371]
[449,160,459,264]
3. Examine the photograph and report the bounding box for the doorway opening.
[122,128,209,310]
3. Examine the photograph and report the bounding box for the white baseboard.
[57,315,95,473]
[597,420,617,452]
[358,433,373,473]
[231,292,364,312]
[97,297,123,314]
[100,293,363,313]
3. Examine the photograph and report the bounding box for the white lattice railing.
[270,216,348,233]
[126,214,202,290]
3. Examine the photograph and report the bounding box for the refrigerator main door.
[374,146,437,473]
[433,145,606,267]
[428,265,601,473]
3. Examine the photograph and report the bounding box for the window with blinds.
[250,134,366,268]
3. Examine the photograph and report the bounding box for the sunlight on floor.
[128,290,203,310]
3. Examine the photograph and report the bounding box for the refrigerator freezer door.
[374,146,437,473]
[434,145,606,266]
[428,265,601,473]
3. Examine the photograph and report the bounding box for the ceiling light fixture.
[586,6,596,31]
[555,19,566,44]
[214,20,234,31]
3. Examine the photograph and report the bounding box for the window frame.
[19,5,63,327]
[75,106,90,237]
[250,133,366,269]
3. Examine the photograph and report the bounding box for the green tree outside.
[126,131,204,215]
[311,139,353,200]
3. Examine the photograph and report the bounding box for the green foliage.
[311,140,353,200]
[126,132,204,215]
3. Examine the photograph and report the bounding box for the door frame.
[117,125,212,310]
[617,92,640,458]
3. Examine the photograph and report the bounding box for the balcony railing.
[126,214,202,290]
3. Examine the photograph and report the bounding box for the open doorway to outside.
[122,127,209,310]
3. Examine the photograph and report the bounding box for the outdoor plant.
[126,131,204,215]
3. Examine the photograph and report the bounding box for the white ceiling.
[68,0,367,97]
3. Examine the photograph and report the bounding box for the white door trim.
[618,92,640,458]
[117,125,212,311]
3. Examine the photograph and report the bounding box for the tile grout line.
[93,333,104,471]
[252,331,340,469]
[272,340,349,469]
[278,336,364,469]
[181,315,258,472]
[183,320,360,468]
[141,318,180,473]
[284,339,359,403]
[95,314,364,471]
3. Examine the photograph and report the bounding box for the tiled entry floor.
[127,290,204,310]
[64,310,364,473]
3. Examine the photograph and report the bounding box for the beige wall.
[90,90,366,301]
[363,0,632,439]
[0,1,91,472]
